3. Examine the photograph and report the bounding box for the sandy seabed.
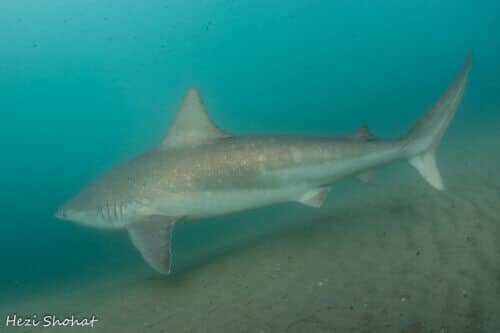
[2,123,499,333]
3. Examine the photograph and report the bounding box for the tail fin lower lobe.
[406,52,473,190]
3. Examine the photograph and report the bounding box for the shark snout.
[54,200,77,221]
[54,198,108,228]
[55,194,86,222]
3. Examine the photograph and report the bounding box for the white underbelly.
[156,185,310,219]
[155,149,401,219]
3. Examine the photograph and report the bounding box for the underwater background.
[1,1,499,332]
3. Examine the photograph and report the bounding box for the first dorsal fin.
[161,87,230,149]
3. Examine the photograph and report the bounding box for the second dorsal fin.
[349,125,376,141]
[161,87,230,149]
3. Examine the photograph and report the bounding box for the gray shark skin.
[55,53,473,274]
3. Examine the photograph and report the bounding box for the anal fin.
[356,170,376,184]
[128,216,179,275]
[298,186,331,208]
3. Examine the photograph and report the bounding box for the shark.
[55,53,473,274]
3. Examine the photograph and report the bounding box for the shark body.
[56,53,473,274]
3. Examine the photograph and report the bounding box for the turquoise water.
[1,0,499,326]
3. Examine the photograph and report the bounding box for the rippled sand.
[3,123,499,333]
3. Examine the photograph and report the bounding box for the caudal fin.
[405,52,473,190]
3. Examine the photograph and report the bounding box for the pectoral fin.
[128,216,179,275]
[298,186,331,208]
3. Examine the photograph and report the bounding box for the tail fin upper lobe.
[406,52,474,190]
